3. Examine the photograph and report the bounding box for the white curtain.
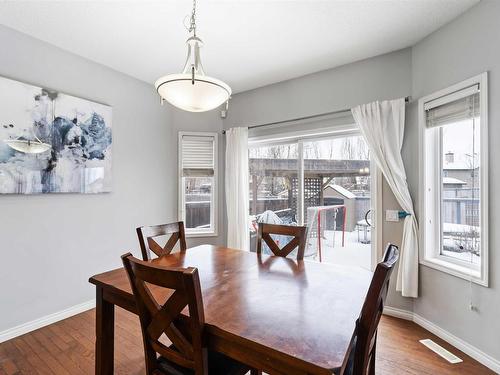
[352,98,419,298]
[225,127,250,251]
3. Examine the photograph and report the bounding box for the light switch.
[386,210,400,222]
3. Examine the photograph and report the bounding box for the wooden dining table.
[89,245,372,375]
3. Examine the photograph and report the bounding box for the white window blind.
[425,84,480,128]
[248,111,357,145]
[181,135,215,177]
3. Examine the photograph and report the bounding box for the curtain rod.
[222,96,411,134]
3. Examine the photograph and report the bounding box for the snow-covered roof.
[443,161,477,170]
[443,222,479,234]
[443,177,466,185]
[326,184,356,199]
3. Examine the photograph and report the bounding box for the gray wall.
[0,25,223,333]
[409,0,500,360]
[224,48,412,128]
[223,48,414,312]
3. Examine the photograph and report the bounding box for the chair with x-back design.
[121,253,251,375]
[137,222,187,261]
[256,223,308,261]
[337,243,400,375]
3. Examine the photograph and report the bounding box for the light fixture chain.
[188,0,197,36]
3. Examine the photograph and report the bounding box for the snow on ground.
[305,230,372,270]
[303,229,479,269]
[441,250,480,265]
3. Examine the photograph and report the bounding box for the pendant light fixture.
[155,0,231,112]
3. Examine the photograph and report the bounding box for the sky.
[442,118,480,167]
[249,135,370,161]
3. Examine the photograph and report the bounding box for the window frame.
[248,130,383,271]
[418,72,488,286]
[178,131,219,238]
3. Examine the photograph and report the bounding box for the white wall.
[409,0,500,361]
[224,48,412,127]
[0,25,223,334]
[223,48,414,312]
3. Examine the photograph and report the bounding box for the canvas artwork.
[0,76,112,194]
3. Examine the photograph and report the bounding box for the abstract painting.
[0,76,112,194]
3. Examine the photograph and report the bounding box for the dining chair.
[137,221,187,260]
[257,252,305,276]
[121,253,251,375]
[256,223,308,260]
[341,243,400,375]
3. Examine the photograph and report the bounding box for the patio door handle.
[365,209,374,228]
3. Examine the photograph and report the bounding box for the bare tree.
[303,142,320,159]
[356,137,370,160]
[340,136,370,160]
[341,137,356,160]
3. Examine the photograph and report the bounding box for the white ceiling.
[0,0,478,94]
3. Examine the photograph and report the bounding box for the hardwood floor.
[377,316,494,375]
[0,308,494,374]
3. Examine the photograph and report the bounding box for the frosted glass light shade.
[5,139,51,154]
[155,73,231,112]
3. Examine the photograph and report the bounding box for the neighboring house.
[442,152,480,226]
[443,152,479,189]
[443,176,467,190]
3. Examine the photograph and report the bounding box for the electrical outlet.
[385,210,400,222]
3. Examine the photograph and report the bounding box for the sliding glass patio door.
[248,133,377,270]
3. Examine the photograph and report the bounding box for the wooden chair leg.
[369,339,376,375]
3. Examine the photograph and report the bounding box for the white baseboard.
[413,313,500,373]
[383,306,500,374]
[0,299,96,343]
[382,306,414,321]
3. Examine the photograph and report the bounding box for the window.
[249,143,298,224]
[419,73,488,286]
[248,133,377,269]
[179,132,218,237]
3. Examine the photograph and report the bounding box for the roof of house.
[443,161,477,170]
[443,177,467,185]
[325,184,356,199]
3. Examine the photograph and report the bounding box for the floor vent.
[419,339,463,364]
